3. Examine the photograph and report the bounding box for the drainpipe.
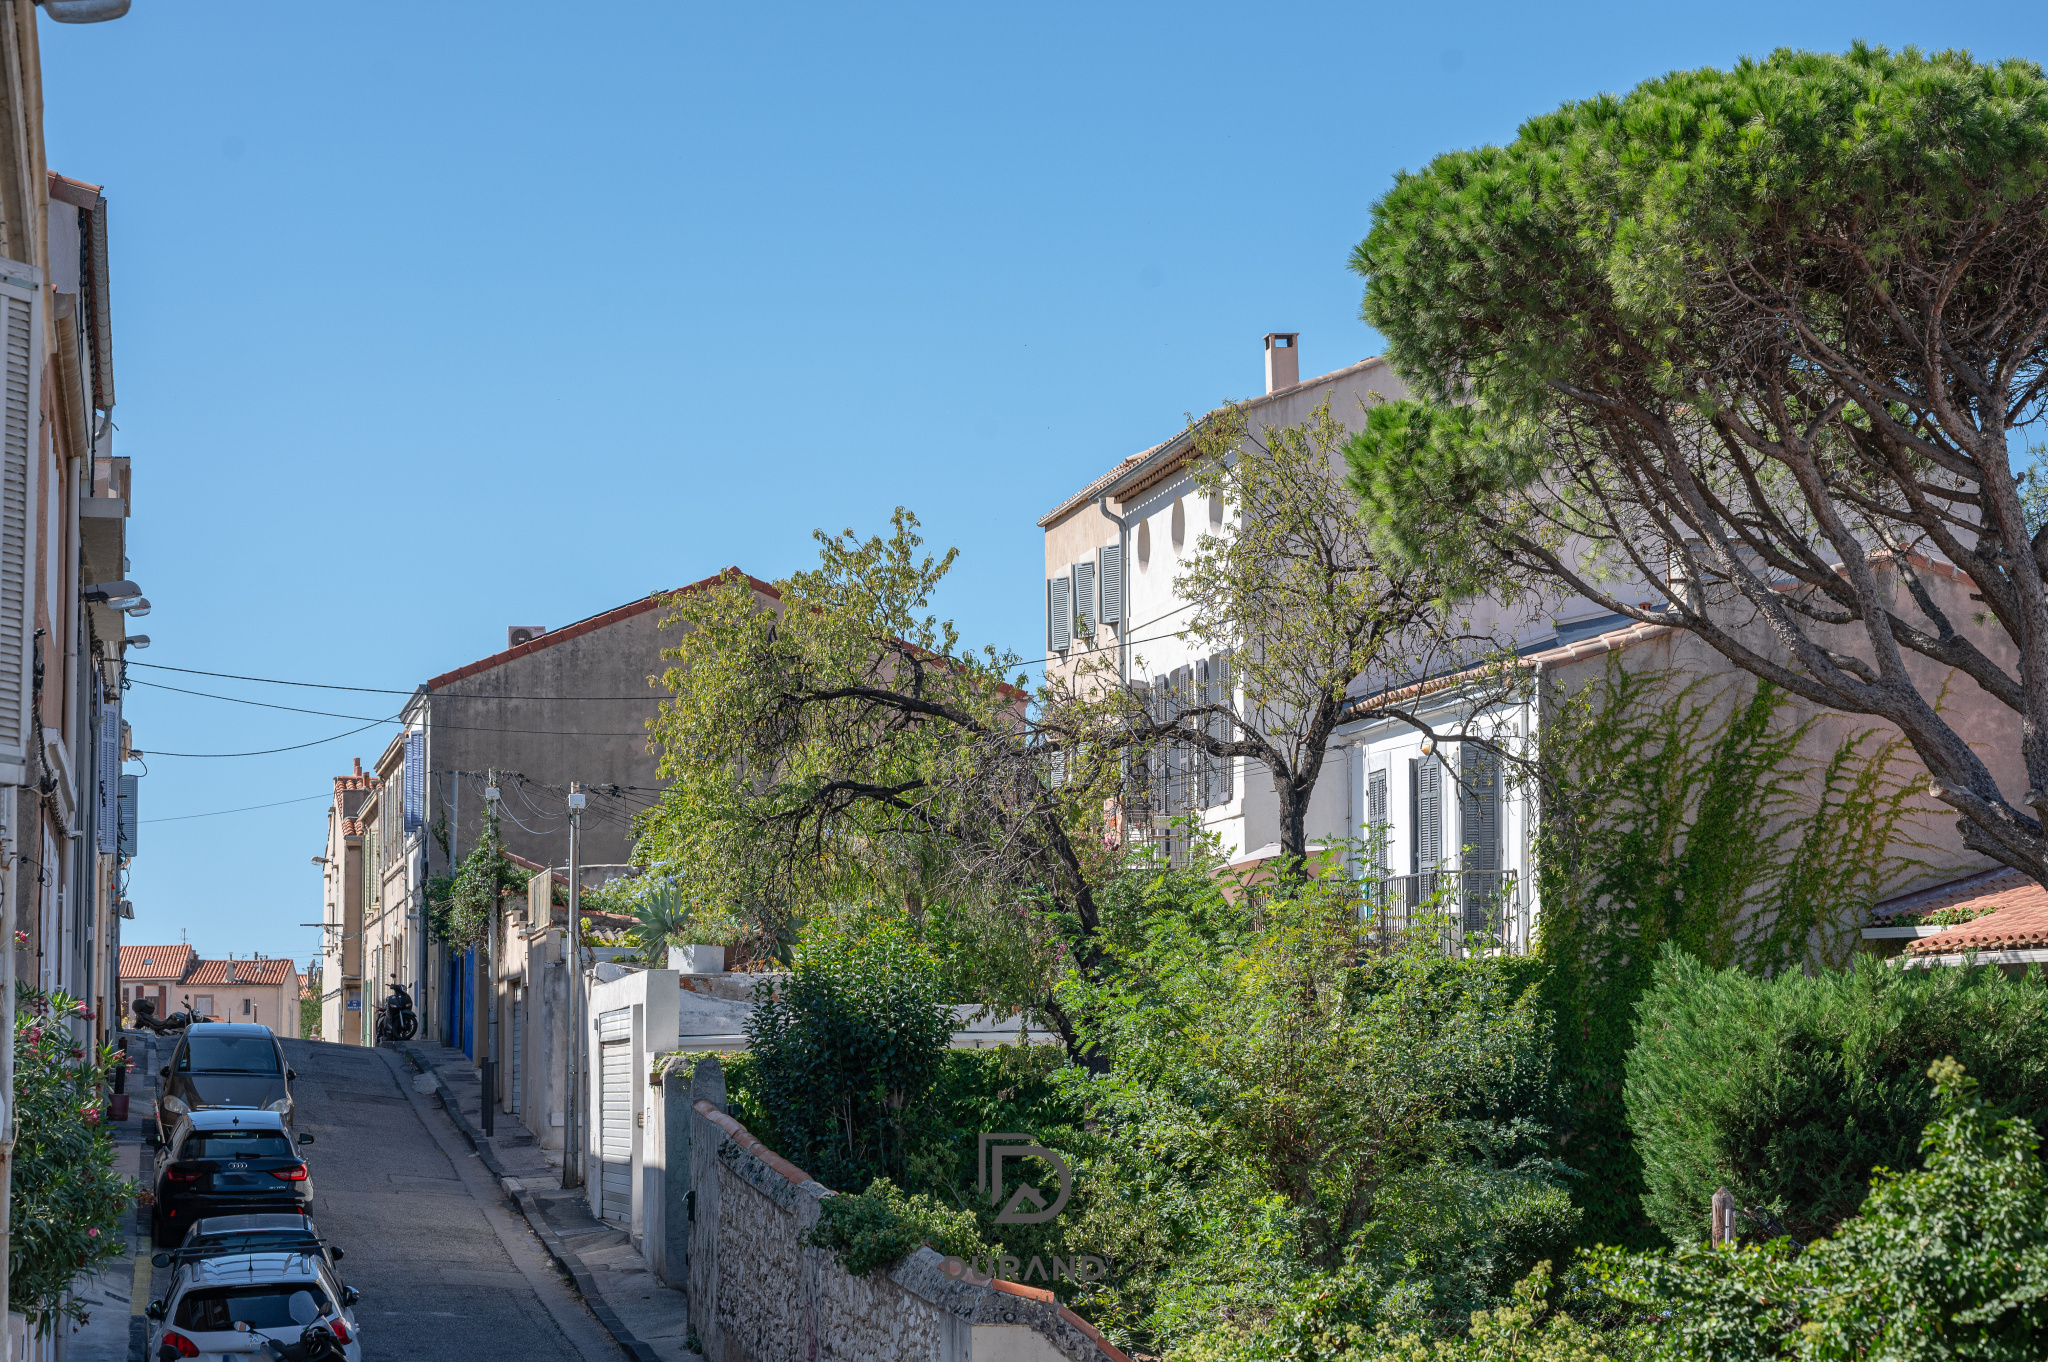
[1095,494,1130,689]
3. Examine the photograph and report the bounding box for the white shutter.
[1071,559,1096,637]
[0,267,40,782]
[1097,544,1124,625]
[1047,574,1071,653]
[1367,769,1389,872]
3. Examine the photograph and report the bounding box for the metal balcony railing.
[1360,869,1530,956]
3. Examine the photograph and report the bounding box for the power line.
[139,718,395,759]
[126,678,657,742]
[141,792,333,824]
[124,660,660,702]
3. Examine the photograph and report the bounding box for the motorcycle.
[248,1323,350,1362]
[374,980,416,1044]
[131,996,201,1036]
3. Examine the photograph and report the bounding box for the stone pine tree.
[1346,45,2048,885]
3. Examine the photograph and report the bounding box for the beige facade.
[317,761,379,1045]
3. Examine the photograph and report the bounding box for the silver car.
[145,1251,360,1361]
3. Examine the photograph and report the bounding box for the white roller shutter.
[0,266,40,784]
[598,1007,632,1226]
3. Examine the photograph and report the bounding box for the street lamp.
[120,635,149,650]
[84,581,149,614]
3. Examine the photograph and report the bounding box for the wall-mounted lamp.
[121,635,150,650]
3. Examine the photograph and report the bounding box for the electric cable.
[126,678,655,741]
[141,791,333,824]
[139,718,395,759]
[124,659,659,702]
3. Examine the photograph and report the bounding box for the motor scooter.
[131,996,196,1036]
[374,979,417,1044]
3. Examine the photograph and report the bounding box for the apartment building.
[315,760,379,1043]
[117,946,299,1037]
[1038,334,2023,941]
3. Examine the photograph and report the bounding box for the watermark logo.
[978,1131,1072,1225]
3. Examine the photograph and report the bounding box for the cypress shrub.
[1625,947,2048,1244]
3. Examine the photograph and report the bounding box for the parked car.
[144,1251,359,1362]
[157,1023,297,1139]
[150,1109,316,1247]
[157,1212,346,1274]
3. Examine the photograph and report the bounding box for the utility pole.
[562,783,585,1189]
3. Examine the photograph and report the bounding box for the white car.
[145,1251,361,1361]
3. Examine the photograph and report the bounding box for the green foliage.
[1531,663,1928,1247]
[801,1176,984,1276]
[429,805,531,946]
[745,920,955,1191]
[299,964,321,1039]
[1346,43,2048,881]
[1589,1060,2048,1360]
[1055,857,1577,1353]
[14,988,131,1333]
[1625,949,2048,1247]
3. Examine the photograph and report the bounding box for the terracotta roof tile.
[118,944,195,981]
[1873,867,2026,921]
[1903,875,2048,956]
[184,958,298,987]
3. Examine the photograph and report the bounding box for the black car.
[150,1109,316,1247]
[157,1023,297,1138]
[156,1212,345,1273]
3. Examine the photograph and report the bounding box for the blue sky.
[37,1,2048,963]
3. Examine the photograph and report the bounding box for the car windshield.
[174,1284,331,1332]
[179,1037,280,1074]
[183,1131,292,1160]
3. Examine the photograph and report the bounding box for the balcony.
[1362,869,1530,956]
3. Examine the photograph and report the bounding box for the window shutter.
[1097,543,1124,625]
[96,697,119,854]
[1367,768,1388,872]
[1047,574,1072,653]
[1460,743,1501,873]
[1173,666,1196,812]
[118,773,137,858]
[403,731,425,833]
[0,269,40,781]
[1151,674,1170,818]
[1417,755,1441,871]
[1195,658,1213,808]
[1071,559,1097,637]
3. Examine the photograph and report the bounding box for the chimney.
[352,757,363,777]
[1264,333,1300,394]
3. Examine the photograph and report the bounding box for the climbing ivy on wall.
[427,806,531,946]
[1531,662,1931,1247]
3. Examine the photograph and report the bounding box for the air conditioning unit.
[508,625,548,648]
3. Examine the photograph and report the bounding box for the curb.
[397,1045,662,1362]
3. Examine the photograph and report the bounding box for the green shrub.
[802,1176,984,1275]
[745,921,954,1191]
[1590,1059,2048,1360]
[1626,948,2048,1244]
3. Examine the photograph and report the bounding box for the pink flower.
[85,1228,97,1238]
[11,930,23,945]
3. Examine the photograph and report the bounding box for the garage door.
[598,1008,632,1226]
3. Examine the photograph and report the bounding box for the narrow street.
[120,1035,619,1362]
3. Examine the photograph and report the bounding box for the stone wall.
[676,1056,1127,1362]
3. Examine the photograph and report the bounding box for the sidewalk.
[399,1040,692,1362]
[65,1030,164,1362]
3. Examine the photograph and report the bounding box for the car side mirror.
[341,1287,360,1307]
[151,1252,170,1268]
[297,1132,315,1146]
[145,1301,165,1321]
[329,1246,345,1262]
[286,1069,298,1081]
[159,1066,170,1080]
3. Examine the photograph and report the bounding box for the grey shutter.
[118,772,138,858]
[1151,674,1171,818]
[1460,743,1501,873]
[1072,559,1096,637]
[1195,658,1213,808]
[1048,574,1072,653]
[96,698,119,854]
[1214,653,1232,802]
[1416,755,1441,871]
[1097,544,1124,625]
[1367,768,1388,872]
[0,271,39,780]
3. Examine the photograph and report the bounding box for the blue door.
[459,947,475,1057]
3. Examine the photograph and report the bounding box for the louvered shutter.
[1213,653,1232,802]
[1460,743,1500,873]
[96,697,119,854]
[1416,756,1441,871]
[1047,574,1072,653]
[1151,674,1170,818]
[1174,666,1197,812]
[1367,769,1388,872]
[403,731,425,833]
[117,773,137,857]
[1195,658,1213,808]
[1072,559,1096,637]
[0,267,40,782]
[1097,544,1124,625]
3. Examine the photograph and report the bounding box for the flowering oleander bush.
[12,986,132,1333]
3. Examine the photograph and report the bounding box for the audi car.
[150,1110,315,1248]
[145,1251,360,1362]
[156,1023,297,1139]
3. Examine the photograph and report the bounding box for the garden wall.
[675,1056,1126,1362]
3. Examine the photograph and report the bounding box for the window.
[180,1036,281,1075]
[1367,769,1388,873]
[192,995,214,1018]
[182,1130,293,1161]
[174,1285,331,1333]
[242,998,251,1016]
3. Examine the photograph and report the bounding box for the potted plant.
[626,881,745,972]
[668,911,746,974]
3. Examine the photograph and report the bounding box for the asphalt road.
[138,1037,618,1362]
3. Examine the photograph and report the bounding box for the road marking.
[128,1246,150,1315]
